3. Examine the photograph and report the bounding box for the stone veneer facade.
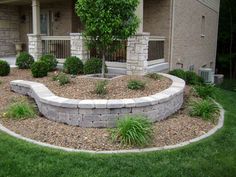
[10,73,185,128]
[27,34,43,60]
[127,33,150,75]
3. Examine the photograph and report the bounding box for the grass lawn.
[0,82,236,177]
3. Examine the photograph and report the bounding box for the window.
[201,16,205,37]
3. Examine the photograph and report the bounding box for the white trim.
[148,59,165,66]
[0,102,224,154]
[105,61,126,69]
[149,36,165,41]
[41,36,70,41]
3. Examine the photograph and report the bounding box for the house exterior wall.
[143,0,171,62]
[171,0,220,72]
[0,5,20,57]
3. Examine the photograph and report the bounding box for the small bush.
[54,72,70,86]
[145,73,161,80]
[185,71,204,85]
[84,58,107,74]
[40,54,58,72]
[5,100,36,120]
[111,116,153,146]
[16,52,34,69]
[169,69,186,80]
[189,99,219,121]
[63,56,83,75]
[0,60,10,76]
[31,61,48,78]
[194,84,216,99]
[95,80,108,95]
[128,80,146,90]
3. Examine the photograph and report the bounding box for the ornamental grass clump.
[95,80,108,96]
[4,100,36,120]
[128,80,146,90]
[194,84,216,99]
[111,116,153,147]
[188,99,219,122]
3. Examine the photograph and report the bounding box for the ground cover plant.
[0,60,10,76]
[127,80,146,90]
[53,72,70,86]
[95,80,108,96]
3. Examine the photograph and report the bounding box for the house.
[0,0,220,75]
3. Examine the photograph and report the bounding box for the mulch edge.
[0,101,225,154]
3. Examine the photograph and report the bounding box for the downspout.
[169,0,176,70]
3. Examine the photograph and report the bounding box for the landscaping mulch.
[0,69,172,100]
[0,69,216,151]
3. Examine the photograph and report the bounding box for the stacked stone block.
[28,34,43,60]
[10,73,185,128]
[127,33,150,75]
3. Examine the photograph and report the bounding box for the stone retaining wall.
[10,73,185,128]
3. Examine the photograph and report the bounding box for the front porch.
[0,0,171,75]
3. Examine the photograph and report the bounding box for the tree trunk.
[102,53,105,78]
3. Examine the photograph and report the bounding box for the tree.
[76,0,140,77]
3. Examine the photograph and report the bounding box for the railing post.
[126,32,150,75]
[70,33,89,61]
[27,34,43,60]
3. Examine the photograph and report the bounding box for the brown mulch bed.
[0,69,172,100]
[0,70,217,151]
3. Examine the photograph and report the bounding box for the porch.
[0,0,171,75]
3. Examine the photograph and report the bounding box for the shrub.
[111,116,153,146]
[16,52,34,69]
[0,60,10,76]
[95,80,108,95]
[31,61,48,78]
[169,69,186,80]
[5,100,36,120]
[128,80,146,90]
[189,99,219,121]
[54,72,70,86]
[84,58,107,74]
[145,73,161,80]
[194,84,216,99]
[63,56,83,75]
[40,54,58,72]
[185,71,204,85]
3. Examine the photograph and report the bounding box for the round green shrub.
[84,58,107,74]
[31,61,48,78]
[185,71,204,85]
[16,52,34,69]
[63,56,83,75]
[0,60,10,76]
[40,54,58,72]
[169,69,186,80]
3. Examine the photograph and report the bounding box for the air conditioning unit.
[199,68,214,83]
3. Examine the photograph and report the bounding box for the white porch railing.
[148,36,165,66]
[41,36,71,59]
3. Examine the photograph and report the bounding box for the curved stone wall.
[10,74,185,128]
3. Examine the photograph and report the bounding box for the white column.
[32,0,40,35]
[136,0,144,33]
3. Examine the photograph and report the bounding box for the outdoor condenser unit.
[199,68,214,83]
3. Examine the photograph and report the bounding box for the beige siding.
[198,0,220,12]
[0,5,20,57]
[171,0,219,72]
[143,0,171,62]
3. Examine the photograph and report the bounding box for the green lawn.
[0,84,236,177]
